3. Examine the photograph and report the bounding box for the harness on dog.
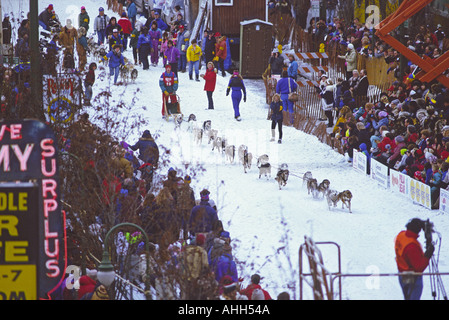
[277,169,289,182]
[260,163,270,168]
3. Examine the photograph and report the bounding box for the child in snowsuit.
[101,44,125,84]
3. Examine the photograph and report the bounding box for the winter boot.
[189,74,193,80]
[270,129,275,141]
[278,139,282,144]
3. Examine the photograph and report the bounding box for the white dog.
[193,127,203,145]
[225,145,236,163]
[174,114,183,129]
[212,136,223,153]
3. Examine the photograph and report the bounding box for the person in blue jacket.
[188,189,219,236]
[226,70,246,121]
[287,54,298,80]
[147,9,168,31]
[126,0,137,29]
[101,44,125,84]
[129,129,159,166]
[137,26,153,70]
[276,70,298,125]
[176,25,189,73]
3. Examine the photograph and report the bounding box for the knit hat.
[91,285,109,300]
[220,275,234,286]
[81,6,86,10]
[196,233,205,246]
[251,288,265,300]
[122,12,127,17]
[200,189,210,201]
[99,7,104,11]
[406,218,424,234]
[348,43,354,50]
[378,111,388,118]
[220,231,230,239]
[184,175,191,184]
[48,4,54,10]
[395,135,405,143]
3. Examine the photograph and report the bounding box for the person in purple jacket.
[164,39,180,76]
[149,21,162,66]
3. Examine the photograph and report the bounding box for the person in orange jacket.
[394,218,435,300]
[214,33,227,77]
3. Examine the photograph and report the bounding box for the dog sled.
[163,93,183,122]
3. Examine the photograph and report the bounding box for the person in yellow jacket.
[186,39,202,81]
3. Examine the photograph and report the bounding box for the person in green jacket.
[78,6,90,32]
[129,24,141,65]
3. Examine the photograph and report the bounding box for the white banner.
[390,169,409,197]
[410,178,432,210]
[439,188,449,214]
[370,159,389,188]
[353,149,368,175]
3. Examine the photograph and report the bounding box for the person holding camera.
[394,218,435,300]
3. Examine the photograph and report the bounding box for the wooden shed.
[239,19,273,79]
[211,0,267,37]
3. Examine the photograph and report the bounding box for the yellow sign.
[1,185,38,299]
[0,265,37,300]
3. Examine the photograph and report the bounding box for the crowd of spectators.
[302,6,449,210]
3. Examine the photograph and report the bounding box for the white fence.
[352,149,434,211]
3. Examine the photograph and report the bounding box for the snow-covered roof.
[240,19,273,26]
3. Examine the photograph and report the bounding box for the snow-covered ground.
[4,0,449,300]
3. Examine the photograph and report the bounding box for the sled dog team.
[185,115,353,213]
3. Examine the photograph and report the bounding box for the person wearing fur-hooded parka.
[59,21,78,54]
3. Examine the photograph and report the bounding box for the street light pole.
[29,0,43,120]
[97,223,152,300]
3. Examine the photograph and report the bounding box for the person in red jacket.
[394,218,434,300]
[200,61,217,110]
[240,274,272,300]
[118,12,132,51]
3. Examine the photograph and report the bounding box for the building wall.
[212,0,266,36]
